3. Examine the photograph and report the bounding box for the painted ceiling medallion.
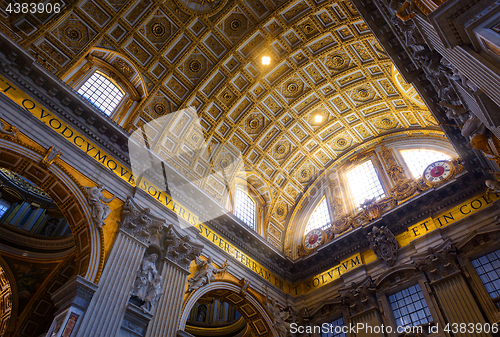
[173,0,228,15]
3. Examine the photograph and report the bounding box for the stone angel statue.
[188,257,228,292]
[263,285,291,337]
[83,184,115,228]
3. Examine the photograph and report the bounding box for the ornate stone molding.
[360,197,397,221]
[50,275,98,312]
[368,226,398,267]
[340,277,378,316]
[40,146,62,169]
[119,196,165,243]
[411,240,459,282]
[0,113,18,140]
[163,224,203,271]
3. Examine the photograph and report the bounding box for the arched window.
[77,71,125,116]
[234,189,255,229]
[305,197,331,233]
[400,149,451,178]
[346,160,385,208]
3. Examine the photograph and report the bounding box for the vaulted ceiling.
[0,0,441,250]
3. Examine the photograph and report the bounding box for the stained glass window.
[234,189,255,229]
[346,160,385,208]
[305,197,331,233]
[400,149,451,178]
[77,72,124,116]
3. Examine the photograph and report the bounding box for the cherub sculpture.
[188,257,228,292]
[84,184,115,228]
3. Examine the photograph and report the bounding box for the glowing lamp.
[314,114,323,123]
[262,56,271,65]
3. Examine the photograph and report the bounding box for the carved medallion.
[351,85,375,102]
[324,50,349,70]
[281,78,304,99]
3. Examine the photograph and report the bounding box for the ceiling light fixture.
[314,114,323,123]
[262,56,271,65]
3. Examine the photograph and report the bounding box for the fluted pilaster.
[349,309,384,337]
[145,224,203,337]
[75,229,148,337]
[432,274,490,337]
[145,259,190,337]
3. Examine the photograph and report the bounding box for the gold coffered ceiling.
[0,0,439,249]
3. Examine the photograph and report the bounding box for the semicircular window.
[305,197,331,234]
[400,149,451,178]
[77,72,124,116]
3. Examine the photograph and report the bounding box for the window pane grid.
[305,197,331,233]
[472,249,500,307]
[234,189,255,229]
[346,160,385,208]
[400,149,451,178]
[77,72,124,116]
[321,317,346,337]
[388,284,432,328]
[0,198,10,217]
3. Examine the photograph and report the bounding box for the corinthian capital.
[411,240,458,282]
[119,196,165,243]
[163,224,203,270]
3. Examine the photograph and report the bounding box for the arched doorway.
[180,281,277,337]
[0,138,103,283]
[185,295,248,336]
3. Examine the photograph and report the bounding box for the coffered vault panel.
[0,0,440,250]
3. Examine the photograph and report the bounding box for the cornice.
[288,170,487,282]
[0,225,75,252]
[0,33,131,164]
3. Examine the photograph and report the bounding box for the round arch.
[0,138,103,283]
[180,281,278,337]
[62,48,146,127]
[285,132,456,259]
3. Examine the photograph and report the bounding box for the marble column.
[75,196,166,337]
[46,275,97,337]
[145,224,203,337]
